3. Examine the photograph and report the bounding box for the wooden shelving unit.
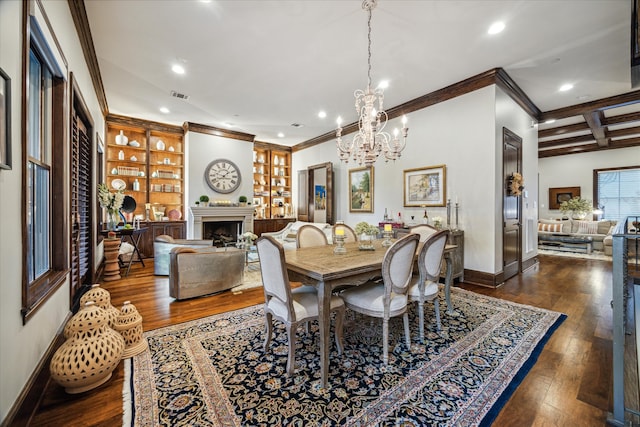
[253,144,292,219]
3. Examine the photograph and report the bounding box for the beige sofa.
[154,235,213,275]
[169,246,245,300]
[538,219,616,253]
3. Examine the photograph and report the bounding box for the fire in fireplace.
[203,221,243,247]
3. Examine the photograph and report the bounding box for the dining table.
[284,239,457,388]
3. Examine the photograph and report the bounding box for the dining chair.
[340,233,420,364]
[407,230,448,342]
[409,224,438,254]
[256,235,345,376]
[332,223,358,243]
[296,224,329,248]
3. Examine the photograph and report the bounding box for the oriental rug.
[123,288,565,426]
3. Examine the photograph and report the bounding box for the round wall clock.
[204,159,242,194]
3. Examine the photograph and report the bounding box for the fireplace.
[203,220,243,247]
[190,206,254,240]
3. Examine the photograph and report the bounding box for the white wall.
[538,146,640,220]
[185,131,254,237]
[0,1,104,422]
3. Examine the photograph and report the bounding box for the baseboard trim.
[463,269,504,288]
[1,314,70,427]
[522,256,538,272]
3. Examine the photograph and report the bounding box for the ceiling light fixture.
[318,111,327,119]
[559,83,573,92]
[159,107,170,114]
[336,0,408,166]
[488,21,505,35]
[172,64,185,75]
[277,132,285,138]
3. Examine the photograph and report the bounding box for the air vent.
[170,90,190,100]
[290,123,304,128]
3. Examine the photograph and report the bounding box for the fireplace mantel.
[190,206,254,239]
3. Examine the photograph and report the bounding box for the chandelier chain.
[367,5,372,88]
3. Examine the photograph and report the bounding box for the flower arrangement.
[559,197,593,219]
[354,222,379,236]
[432,216,443,229]
[508,172,525,196]
[97,183,124,212]
[243,231,258,242]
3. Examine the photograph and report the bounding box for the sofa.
[154,235,213,275]
[261,221,333,250]
[169,246,245,300]
[537,219,616,253]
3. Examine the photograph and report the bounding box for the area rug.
[230,262,263,292]
[123,288,565,426]
[537,247,611,261]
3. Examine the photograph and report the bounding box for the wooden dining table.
[284,239,457,388]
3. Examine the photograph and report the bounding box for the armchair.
[153,234,212,275]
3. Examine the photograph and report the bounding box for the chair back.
[382,233,420,296]
[296,224,329,248]
[332,224,358,243]
[418,229,449,283]
[409,224,438,243]
[256,236,293,307]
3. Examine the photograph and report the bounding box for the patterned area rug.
[537,247,611,261]
[123,288,565,426]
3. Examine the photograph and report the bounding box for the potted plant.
[199,195,210,206]
[238,195,248,206]
[559,197,593,220]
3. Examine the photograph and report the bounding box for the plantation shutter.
[596,167,640,222]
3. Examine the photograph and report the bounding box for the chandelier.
[336,0,408,167]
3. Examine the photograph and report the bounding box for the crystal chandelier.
[336,0,408,167]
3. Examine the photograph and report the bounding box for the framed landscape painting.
[349,166,374,212]
[403,164,446,207]
[549,186,580,210]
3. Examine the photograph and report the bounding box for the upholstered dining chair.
[296,224,329,248]
[409,224,438,253]
[256,235,345,376]
[340,233,420,364]
[407,230,449,342]
[332,223,358,243]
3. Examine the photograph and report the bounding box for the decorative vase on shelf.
[115,130,128,146]
[107,209,119,231]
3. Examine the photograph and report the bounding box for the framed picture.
[252,197,261,206]
[0,67,10,170]
[349,166,374,212]
[403,164,446,207]
[314,185,326,211]
[549,186,580,210]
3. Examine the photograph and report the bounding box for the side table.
[103,237,121,281]
[101,227,148,276]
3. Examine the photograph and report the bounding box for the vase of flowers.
[432,216,443,229]
[559,197,593,220]
[355,222,379,251]
[98,183,125,231]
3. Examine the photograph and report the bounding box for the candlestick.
[335,227,345,236]
[455,202,459,231]
[333,234,347,254]
[382,229,393,247]
[446,199,451,228]
[384,223,392,232]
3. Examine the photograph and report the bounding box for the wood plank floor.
[24,255,625,426]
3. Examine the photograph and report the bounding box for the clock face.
[205,159,242,194]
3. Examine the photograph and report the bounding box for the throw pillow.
[538,222,563,232]
[576,221,599,234]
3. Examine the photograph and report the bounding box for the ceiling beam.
[583,110,608,147]
[539,91,640,122]
[538,134,595,148]
[538,122,590,138]
[603,111,640,126]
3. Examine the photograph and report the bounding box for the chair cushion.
[341,282,407,314]
[267,292,344,322]
[407,280,439,299]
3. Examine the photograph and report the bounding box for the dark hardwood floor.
[24,254,625,426]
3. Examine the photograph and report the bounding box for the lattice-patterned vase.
[80,284,120,328]
[114,301,148,358]
[50,301,125,394]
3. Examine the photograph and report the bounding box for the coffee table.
[538,233,593,254]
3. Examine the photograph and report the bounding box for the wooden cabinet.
[253,144,292,219]
[135,220,187,258]
[253,218,295,236]
[106,115,184,220]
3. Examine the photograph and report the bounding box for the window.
[595,166,640,222]
[22,16,67,323]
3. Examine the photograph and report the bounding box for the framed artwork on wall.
[0,67,11,170]
[549,186,580,210]
[349,166,374,212]
[403,164,446,207]
[314,185,326,211]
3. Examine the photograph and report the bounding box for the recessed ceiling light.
[488,21,505,35]
[559,83,573,92]
[318,111,327,119]
[171,64,185,75]
[545,119,556,124]
[223,122,235,128]
[378,80,389,89]
[277,132,285,138]
[159,107,170,114]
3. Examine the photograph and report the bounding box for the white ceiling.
[84,0,634,147]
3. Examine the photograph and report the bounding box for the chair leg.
[334,306,345,355]
[403,312,411,349]
[382,317,389,364]
[434,298,442,331]
[263,313,273,352]
[286,324,296,377]
[418,301,425,343]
